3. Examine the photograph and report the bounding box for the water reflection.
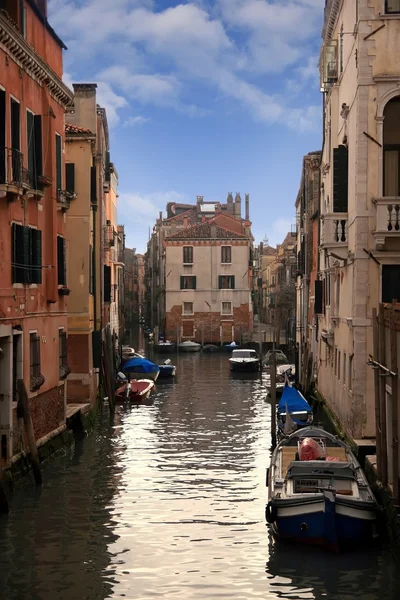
[0,353,398,599]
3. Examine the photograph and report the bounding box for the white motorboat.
[179,341,201,352]
[229,349,260,372]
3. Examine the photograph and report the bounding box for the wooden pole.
[379,304,388,486]
[270,335,277,449]
[390,302,399,503]
[16,379,42,485]
[372,308,382,480]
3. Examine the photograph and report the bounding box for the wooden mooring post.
[17,379,42,486]
[372,308,383,481]
[270,333,277,450]
[378,304,388,486]
[389,303,399,503]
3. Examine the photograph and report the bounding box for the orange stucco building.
[0,1,73,463]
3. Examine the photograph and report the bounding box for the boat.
[202,344,219,353]
[223,341,241,353]
[277,384,313,436]
[121,356,160,381]
[265,364,295,397]
[158,359,176,378]
[121,345,136,359]
[154,341,176,353]
[265,426,378,550]
[229,349,260,372]
[115,377,155,402]
[178,341,201,352]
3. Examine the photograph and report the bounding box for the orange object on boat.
[299,437,324,461]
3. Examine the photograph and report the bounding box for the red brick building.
[0,1,73,462]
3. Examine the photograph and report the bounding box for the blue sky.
[48,0,324,252]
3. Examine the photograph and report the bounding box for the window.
[343,352,347,385]
[382,264,400,302]
[57,236,66,286]
[180,275,196,290]
[27,111,43,189]
[221,246,232,264]
[0,89,6,184]
[183,302,193,315]
[90,165,96,203]
[383,98,400,195]
[219,275,235,289]
[183,246,193,264]
[29,332,44,392]
[334,347,337,376]
[339,25,344,74]
[104,264,111,303]
[338,351,341,381]
[10,98,21,183]
[89,245,94,295]
[59,329,70,380]
[12,224,42,284]
[333,145,348,212]
[221,301,232,315]
[55,133,62,192]
[349,355,353,391]
[182,320,194,337]
[386,0,400,14]
[65,163,75,195]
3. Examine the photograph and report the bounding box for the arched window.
[383,96,400,196]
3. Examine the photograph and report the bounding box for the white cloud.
[118,190,186,221]
[265,218,295,247]
[96,82,128,126]
[123,116,150,128]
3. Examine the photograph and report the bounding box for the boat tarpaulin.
[278,385,312,420]
[122,357,160,373]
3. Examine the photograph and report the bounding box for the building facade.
[0,0,73,463]
[303,0,400,439]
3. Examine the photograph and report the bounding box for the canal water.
[0,353,399,600]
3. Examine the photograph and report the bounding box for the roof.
[163,208,198,224]
[26,0,67,50]
[65,123,93,135]
[166,221,248,240]
[263,245,276,256]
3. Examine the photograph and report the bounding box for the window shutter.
[218,276,222,289]
[34,115,43,183]
[90,165,97,204]
[11,99,20,152]
[55,134,62,191]
[333,145,348,212]
[57,236,66,286]
[231,275,235,289]
[193,276,197,290]
[180,276,184,290]
[314,280,323,314]
[23,226,31,284]
[382,265,400,303]
[65,163,75,194]
[89,245,93,295]
[11,223,24,283]
[0,90,5,184]
[31,229,42,284]
[27,110,34,178]
[104,265,111,303]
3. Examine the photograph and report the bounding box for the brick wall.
[67,374,98,406]
[165,304,251,343]
[67,333,91,373]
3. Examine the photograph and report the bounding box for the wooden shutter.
[333,145,348,212]
[104,265,111,302]
[382,265,400,303]
[57,236,66,286]
[65,163,75,194]
[230,275,235,289]
[11,223,25,283]
[193,276,197,290]
[89,245,93,295]
[180,276,184,289]
[31,228,42,284]
[90,165,97,204]
[10,99,20,152]
[0,90,5,184]
[27,110,34,178]
[314,280,323,314]
[34,115,43,183]
[218,275,222,289]
[55,134,62,191]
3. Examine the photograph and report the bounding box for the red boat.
[115,379,155,402]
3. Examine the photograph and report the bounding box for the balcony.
[0,147,23,198]
[22,169,46,200]
[320,213,348,256]
[56,189,75,211]
[373,197,400,250]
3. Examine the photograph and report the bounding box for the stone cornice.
[0,14,73,108]
[322,0,342,41]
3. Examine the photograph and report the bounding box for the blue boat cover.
[278,385,312,416]
[122,357,160,373]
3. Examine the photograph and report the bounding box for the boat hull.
[154,344,176,353]
[115,380,155,402]
[179,344,201,352]
[122,369,159,381]
[229,360,260,372]
[158,365,176,378]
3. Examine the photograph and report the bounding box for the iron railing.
[0,147,23,186]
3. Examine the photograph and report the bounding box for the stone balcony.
[373,197,400,250]
[320,213,348,256]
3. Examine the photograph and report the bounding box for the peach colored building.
[0,0,73,463]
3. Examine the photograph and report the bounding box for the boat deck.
[281,445,348,475]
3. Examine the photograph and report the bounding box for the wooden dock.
[66,403,91,420]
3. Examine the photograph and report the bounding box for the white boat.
[178,341,201,352]
[266,426,377,550]
[229,349,260,372]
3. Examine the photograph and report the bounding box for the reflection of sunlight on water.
[0,353,398,599]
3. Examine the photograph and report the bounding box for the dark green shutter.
[27,110,34,178]
[57,236,66,286]
[23,226,31,284]
[193,276,196,290]
[89,245,93,295]
[11,223,25,283]
[0,90,5,184]
[180,276,184,290]
[218,276,222,289]
[382,265,400,303]
[105,151,111,181]
[65,163,75,194]
[231,275,235,289]
[31,228,42,284]
[11,99,20,152]
[55,134,62,191]
[314,280,323,314]
[34,115,43,185]
[333,145,348,212]
[104,265,111,302]
[90,165,97,204]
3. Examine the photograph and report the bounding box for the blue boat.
[158,359,176,378]
[277,385,313,435]
[265,426,378,551]
[121,357,160,381]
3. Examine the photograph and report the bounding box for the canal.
[0,353,399,600]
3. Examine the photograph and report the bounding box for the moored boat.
[223,341,241,353]
[178,340,201,352]
[202,344,219,353]
[229,349,260,372]
[121,357,160,381]
[266,426,378,550]
[115,378,155,402]
[154,341,177,353]
[277,384,313,436]
[158,359,176,378]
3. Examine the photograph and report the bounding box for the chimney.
[183,216,188,228]
[234,193,241,218]
[71,83,98,133]
[245,193,249,221]
[159,211,163,220]
[227,192,234,215]
[210,224,217,238]
[37,0,48,17]
[196,195,204,210]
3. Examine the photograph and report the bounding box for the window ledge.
[183,263,193,266]
[374,14,400,20]
[221,262,232,265]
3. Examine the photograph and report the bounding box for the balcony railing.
[0,147,23,187]
[22,168,45,194]
[57,189,75,210]
[320,213,348,248]
[373,197,400,250]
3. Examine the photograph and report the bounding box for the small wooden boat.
[202,344,219,353]
[277,384,313,436]
[266,426,377,550]
[121,357,160,381]
[115,379,155,402]
[155,341,176,353]
[229,349,260,372]
[158,359,176,378]
[223,341,241,353]
[179,341,201,352]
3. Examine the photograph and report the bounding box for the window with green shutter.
[333,145,348,212]
[65,163,75,194]
[180,275,196,289]
[55,133,62,192]
[218,275,235,289]
[30,228,42,284]
[90,165,97,204]
[11,224,42,284]
[57,236,66,286]
[104,265,111,302]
